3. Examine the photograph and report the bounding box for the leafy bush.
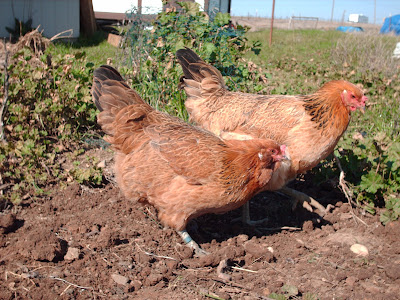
[331,33,400,223]
[120,1,265,120]
[0,48,100,203]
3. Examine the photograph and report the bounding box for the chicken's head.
[339,82,367,113]
[258,144,288,166]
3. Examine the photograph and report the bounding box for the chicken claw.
[234,201,269,226]
[279,186,327,217]
[177,230,209,256]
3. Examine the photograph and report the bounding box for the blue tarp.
[336,26,364,33]
[380,15,400,35]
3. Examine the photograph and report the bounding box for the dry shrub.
[331,32,400,78]
[14,27,50,56]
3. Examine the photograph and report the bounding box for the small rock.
[216,259,231,281]
[165,259,178,271]
[335,201,343,207]
[97,160,106,168]
[217,291,230,300]
[336,271,347,282]
[64,247,80,261]
[236,234,249,243]
[0,214,17,234]
[111,273,129,285]
[361,282,380,294]
[124,282,136,293]
[243,240,265,257]
[144,273,163,286]
[350,244,369,256]
[385,264,400,280]
[131,279,142,291]
[340,213,353,220]
[302,220,314,233]
[281,284,299,297]
[357,268,374,280]
[262,287,271,296]
[345,276,357,287]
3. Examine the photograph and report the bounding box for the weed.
[0,46,100,203]
[119,2,264,120]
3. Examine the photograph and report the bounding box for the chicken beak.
[279,144,290,161]
[359,95,367,114]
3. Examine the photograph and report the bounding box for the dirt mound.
[1,177,399,299]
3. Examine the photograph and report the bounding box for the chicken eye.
[271,149,277,154]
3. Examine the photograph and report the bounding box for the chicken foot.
[279,186,327,217]
[230,202,269,226]
[177,230,209,256]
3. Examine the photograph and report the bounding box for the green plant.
[333,132,400,224]
[121,1,265,120]
[0,47,101,203]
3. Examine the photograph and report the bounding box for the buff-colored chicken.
[176,48,367,222]
[92,65,287,255]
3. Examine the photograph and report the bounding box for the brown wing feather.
[176,48,227,96]
[176,48,223,83]
[146,124,226,185]
[92,65,151,136]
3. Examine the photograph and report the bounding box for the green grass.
[47,31,123,67]
[245,29,343,63]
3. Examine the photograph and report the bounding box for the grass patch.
[48,31,123,67]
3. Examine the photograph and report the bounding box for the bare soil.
[1,147,400,299]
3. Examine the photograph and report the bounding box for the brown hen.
[176,48,367,221]
[92,65,287,255]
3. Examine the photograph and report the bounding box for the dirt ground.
[1,146,400,300]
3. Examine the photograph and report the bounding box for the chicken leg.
[177,229,209,256]
[279,186,327,217]
[238,201,269,226]
[238,187,327,226]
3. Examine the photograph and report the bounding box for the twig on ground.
[333,154,367,226]
[0,183,12,190]
[60,284,72,296]
[143,206,163,228]
[208,277,275,300]
[48,275,94,290]
[259,226,301,231]
[49,29,73,41]
[5,271,36,289]
[135,242,177,260]
[231,266,258,273]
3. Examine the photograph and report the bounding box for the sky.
[230,0,400,24]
